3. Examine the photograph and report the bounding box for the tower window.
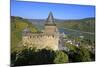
[30,36,32,38]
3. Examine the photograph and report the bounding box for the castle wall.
[22,33,59,50]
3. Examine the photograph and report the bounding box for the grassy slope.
[11,16,38,52]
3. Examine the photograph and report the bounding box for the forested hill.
[11,16,38,52]
[57,17,95,33]
[11,16,38,32]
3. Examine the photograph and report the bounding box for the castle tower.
[22,12,60,50]
[44,12,57,34]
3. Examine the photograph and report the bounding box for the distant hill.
[28,17,95,33]
[56,17,95,42]
[57,17,95,33]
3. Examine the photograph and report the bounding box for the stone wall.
[22,33,59,50]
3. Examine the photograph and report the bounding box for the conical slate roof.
[45,12,56,26]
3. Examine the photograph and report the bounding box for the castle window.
[52,35,54,38]
[30,36,32,38]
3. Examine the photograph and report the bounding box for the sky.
[11,0,95,19]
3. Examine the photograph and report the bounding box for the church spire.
[45,12,56,26]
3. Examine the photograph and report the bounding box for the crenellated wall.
[22,32,59,50]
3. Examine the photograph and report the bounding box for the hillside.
[57,17,95,33]
[28,17,95,33]
[11,16,38,52]
[57,17,95,42]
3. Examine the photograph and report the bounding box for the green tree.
[14,48,55,66]
[54,51,68,64]
[71,46,91,62]
[11,51,17,65]
[79,46,91,62]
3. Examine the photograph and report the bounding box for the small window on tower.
[52,35,54,38]
[30,36,31,38]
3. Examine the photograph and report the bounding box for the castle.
[22,12,60,50]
